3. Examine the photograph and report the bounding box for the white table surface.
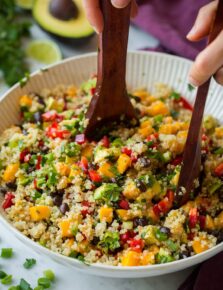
[0,21,194,290]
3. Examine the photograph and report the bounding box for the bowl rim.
[0,50,222,272]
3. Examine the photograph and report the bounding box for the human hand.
[82,0,138,34]
[187,0,223,86]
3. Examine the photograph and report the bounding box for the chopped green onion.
[19,278,32,290]
[213,147,223,155]
[34,286,44,290]
[37,277,51,289]
[155,229,168,241]
[1,274,12,285]
[8,286,20,290]
[166,239,179,252]
[43,269,55,282]
[1,248,13,258]
[23,258,36,269]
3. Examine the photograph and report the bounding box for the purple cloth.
[133,0,211,59]
[178,252,223,290]
[133,2,223,289]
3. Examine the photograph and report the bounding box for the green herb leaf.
[19,278,32,290]
[1,274,12,285]
[23,258,36,269]
[37,277,51,289]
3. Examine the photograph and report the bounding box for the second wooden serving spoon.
[84,0,138,139]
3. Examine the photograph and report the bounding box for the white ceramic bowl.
[0,51,223,278]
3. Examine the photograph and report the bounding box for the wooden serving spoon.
[175,0,223,206]
[84,0,138,139]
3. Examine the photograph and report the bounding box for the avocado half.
[33,0,94,43]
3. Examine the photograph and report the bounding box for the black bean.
[91,237,100,246]
[138,157,151,168]
[217,231,223,244]
[6,182,17,191]
[40,146,49,154]
[36,95,45,106]
[27,166,36,174]
[135,179,147,192]
[53,195,63,206]
[51,189,65,197]
[33,112,42,123]
[60,203,69,214]
[88,163,97,170]
[133,217,149,227]
[159,226,171,237]
[218,189,223,202]
[22,129,28,136]
[179,250,190,259]
[0,187,7,195]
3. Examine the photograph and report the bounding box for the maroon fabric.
[133,0,211,59]
[178,253,223,290]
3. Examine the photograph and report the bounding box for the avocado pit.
[49,0,78,21]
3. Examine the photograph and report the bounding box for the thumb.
[111,0,131,8]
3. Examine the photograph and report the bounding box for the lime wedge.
[16,0,33,9]
[26,40,62,65]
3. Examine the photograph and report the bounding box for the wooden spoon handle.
[97,0,131,89]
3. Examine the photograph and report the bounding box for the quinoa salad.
[0,77,223,267]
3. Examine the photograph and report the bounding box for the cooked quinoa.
[0,77,223,266]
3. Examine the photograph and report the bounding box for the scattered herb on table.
[1,247,13,258]
[23,258,37,269]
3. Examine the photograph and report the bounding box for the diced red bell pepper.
[81,201,92,217]
[80,156,88,172]
[20,148,30,163]
[130,154,138,163]
[128,239,144,252]
[2,193,15,210]
[88,170,102,183]
[46,122,70,139]
[36,155,42,170]
[90,87,96,96]
[101,136,110,148]
[175,97,193,111]
[199,215,206,230]
[75,134,86,145]
[214,163,223,177]
[42,111,58,122]
[171,156,183,166]
[153,190,174,216]
[189,207,199,228]
[33,178,38,190]
[120,230,135,244]
[121,147,132,156]
[119,199,130,210]
[187,232,195,241]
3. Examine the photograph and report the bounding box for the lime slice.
[16,0,33,9]
[26,40,62,65]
